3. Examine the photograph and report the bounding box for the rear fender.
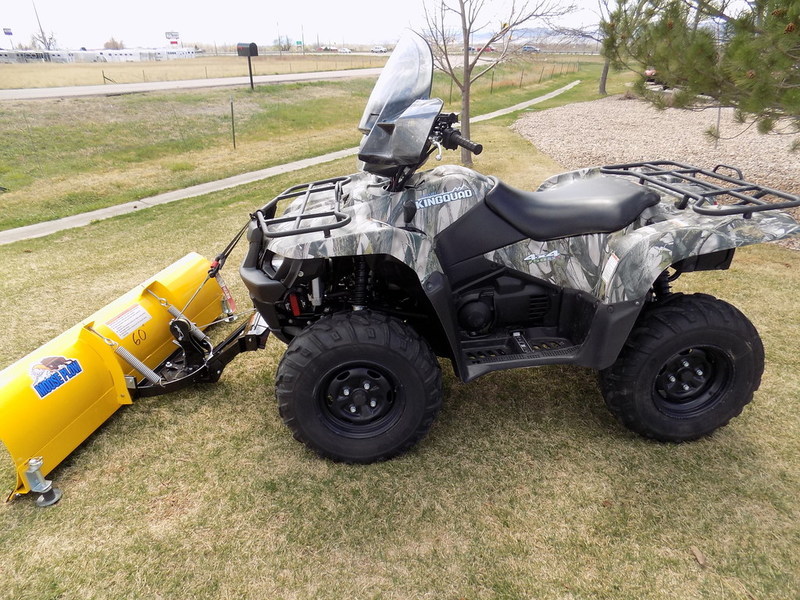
[600,211,799,304]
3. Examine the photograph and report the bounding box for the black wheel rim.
[653,347,733,418]
[317,363,404,438]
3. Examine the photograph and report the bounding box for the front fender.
[267,217,443,283]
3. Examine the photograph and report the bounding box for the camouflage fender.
[600,209,799,303]
[266,165,495,283]
[487,168,800,303]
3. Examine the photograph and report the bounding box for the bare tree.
[104,37,125,50]
[419,0,575,165]
[551,0,617,95]
[30,31,57,51]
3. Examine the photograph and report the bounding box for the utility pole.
[32,0,50,50]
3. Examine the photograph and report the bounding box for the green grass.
[0,56,602,232]
[0,58,798,599]
[0,79,374,230]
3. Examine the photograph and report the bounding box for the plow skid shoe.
[0,252,224,500]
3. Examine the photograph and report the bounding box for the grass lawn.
[0,61,798,599]
[0,54,595,232]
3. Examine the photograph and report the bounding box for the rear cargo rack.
[254,176,352,238]
[601,161,800,218]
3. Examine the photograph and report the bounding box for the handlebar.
[444,130,483,155]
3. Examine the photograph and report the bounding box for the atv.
[2,34,799,503]
[237,34,799,462]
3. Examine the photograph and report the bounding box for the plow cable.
[177,220,250,317]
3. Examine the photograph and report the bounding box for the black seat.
[484,176,661,241]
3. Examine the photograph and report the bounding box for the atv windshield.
[358,33,433,134]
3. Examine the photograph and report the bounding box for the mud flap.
[0,252,225,501]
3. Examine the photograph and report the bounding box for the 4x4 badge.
[524,250,564,264]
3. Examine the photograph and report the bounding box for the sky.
[1,0,601,51]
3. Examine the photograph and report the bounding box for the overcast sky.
[1,0,601,50]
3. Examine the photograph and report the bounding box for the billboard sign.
[165,31,180,40]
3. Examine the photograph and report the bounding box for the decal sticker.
[415,186,473,210]
[216,273,237,313]
[30,356,83,399]
[106,304,152,339]
[523,249,564,264]
[601,253,620,286]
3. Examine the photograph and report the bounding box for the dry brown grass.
[0,54,387,89]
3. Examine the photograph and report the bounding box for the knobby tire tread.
[276,311,442,462]
[599,293,764,442]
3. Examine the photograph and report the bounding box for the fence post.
[230,96,236,149]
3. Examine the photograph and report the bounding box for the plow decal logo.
[29,356,83,399]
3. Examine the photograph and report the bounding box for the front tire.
[276,311,442,462]
[599,294,764,441]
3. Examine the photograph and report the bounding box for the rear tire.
[276,311,442,462]
[599,294,764,441]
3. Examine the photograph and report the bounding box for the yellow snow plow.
[0,252,269,506]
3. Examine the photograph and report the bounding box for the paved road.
[0,68,384,101]
[0,80,581,245]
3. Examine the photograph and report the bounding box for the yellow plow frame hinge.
[0,252,242,504]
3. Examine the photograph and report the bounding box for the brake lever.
[432,139,444,161]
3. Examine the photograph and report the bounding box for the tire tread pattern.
[275,311,442,462]
[599,293,764,441]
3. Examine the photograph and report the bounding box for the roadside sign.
[165,31,180,40]
[3,29,12,36]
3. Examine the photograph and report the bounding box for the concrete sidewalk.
[0,80,580,246]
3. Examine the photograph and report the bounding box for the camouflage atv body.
[240,35,799,462]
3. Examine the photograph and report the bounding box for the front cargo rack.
[254,176,352,238]
[601,161,800,218]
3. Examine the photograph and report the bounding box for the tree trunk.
[460,83,473,166]
[459,0,473,167]
[599,58,610,96]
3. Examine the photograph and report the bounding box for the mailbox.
[237,43,258,57]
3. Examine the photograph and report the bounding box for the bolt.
[343,387,350,396]
[695,369,704,377]
[682,384,690,391]
[681,360,690,368]
[668,375,677,383]
[349,405,357,414]
[369,399,377,408]
[363,381,371,391]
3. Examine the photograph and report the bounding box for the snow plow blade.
[0,252,225,501]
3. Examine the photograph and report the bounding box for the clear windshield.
[358,33,433,134]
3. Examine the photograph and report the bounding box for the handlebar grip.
[449,131,483,155]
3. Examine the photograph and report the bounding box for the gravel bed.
[512,94,800,249]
